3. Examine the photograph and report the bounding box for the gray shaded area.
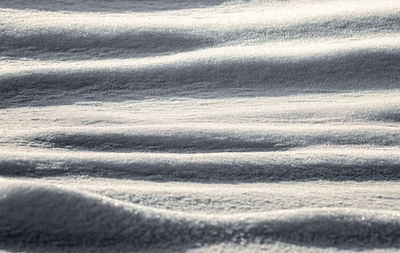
[0,0,229,12]
[1,148,399,182]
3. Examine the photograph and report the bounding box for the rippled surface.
[0,0,400,252]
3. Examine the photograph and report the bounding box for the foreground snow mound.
[1,183,400,251]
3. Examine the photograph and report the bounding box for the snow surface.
[1,0,400,252]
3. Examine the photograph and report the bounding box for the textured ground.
[1,0,400,252]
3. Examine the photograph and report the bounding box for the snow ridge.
[2,183,400,250]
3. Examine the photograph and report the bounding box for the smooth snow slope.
[1,0,400,252]
[2,180,400,249]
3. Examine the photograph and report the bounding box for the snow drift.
[1,147,400,181]
[2,48,400,107]
[1,0,400,251]
[30,124,400,152]
[1,183,400,251]
[1,0,400,107]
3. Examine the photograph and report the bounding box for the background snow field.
[0,0,400,252]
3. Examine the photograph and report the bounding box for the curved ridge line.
[2,0,400,29]
[2,34,400,76]
[2,182,400,249]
